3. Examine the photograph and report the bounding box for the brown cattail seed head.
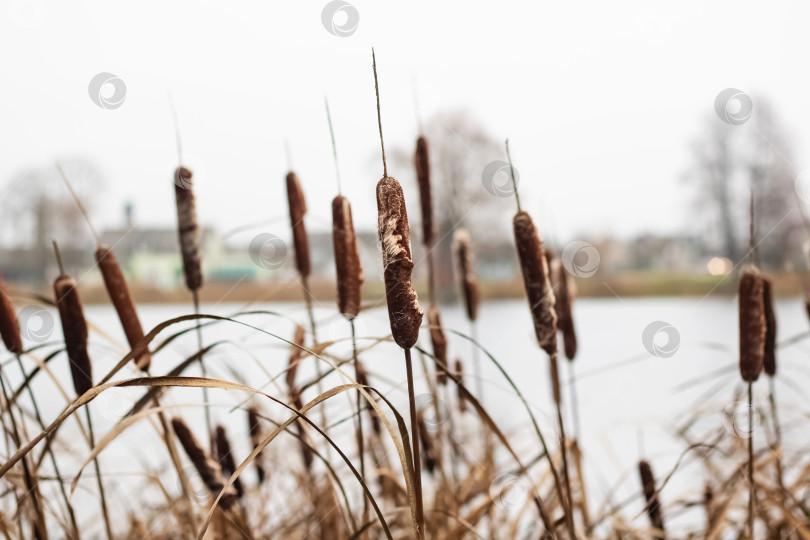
[427,305,448,385]
[54,274,92,396]
[171,418,237,509]
[286,324,306,390]
[738,265,766,382]
[95,247,150,371]
[414,136,434,246]
[247,407,266,484]
[174,167,203,291]
[555,262,578,361]
[286,172,311,277]
[376,177,423,349]
[638,460,665,534]
[0,279,22,354]
[214,425,243,498]
[513,211,557,355]
[453,229,480,322]
[332,195,364,320]
[455,358,468,413]
[762,277,776,376]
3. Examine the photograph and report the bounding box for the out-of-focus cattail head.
[247,407,266,484]
[738,265,766,382]
[455,358,468,413]
[174,166,203,292]
[332,195,364,320]
[171,418,237,510]
[417,410,436,474]
[214,425,243,498]
[54,273,92,396]
[513,210,557,355]
[453,229,480,322]
[356,360,381,435]
[286,324,306,390]
[95,246,151,371]
[427,305,448,385]
[286,171,311,277]
[290,390,314,471]
[0,278,22,354]
[413,136,434,247]
[555,261,578,361]
[638,459,665,536]
[376,176,423,349]
[762,277,776,376]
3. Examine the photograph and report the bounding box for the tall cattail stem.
[767,377,784,491]
[351,319,368,530]
[404,347,425,540]
[85,406,113,540]
[505,139,521,212]
[748,382,755,540]
[192,290,213,446]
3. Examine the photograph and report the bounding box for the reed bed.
[0,51,808,540]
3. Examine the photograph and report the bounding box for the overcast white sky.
[1,0,808,244]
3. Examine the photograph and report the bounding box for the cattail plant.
[0,278,49,539]
[455,358,468,413]
[373,48,425,539]
[214,425,244,498]
[0,277,79,537]
[638,460,665,540]
[453,229,484,404]
[326,97,369,525]
[247,407,267,485]
[171,418,238,510]
[505,140,574,538]
[427,306,448,385]
[286,323,306,390]
[761,277,783,490]
[174,166,203,293]
[57,164,151,371]
[417,410,436,474]
[291,389,314,472]
[739,191,766,540]
[52,242,113,540]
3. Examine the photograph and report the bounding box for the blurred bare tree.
[393,110,510,296]
[684,97,803,268]
[1,158,103,282]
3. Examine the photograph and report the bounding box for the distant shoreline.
[10,272,806,305]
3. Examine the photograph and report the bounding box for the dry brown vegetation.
[0,52,807,540]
